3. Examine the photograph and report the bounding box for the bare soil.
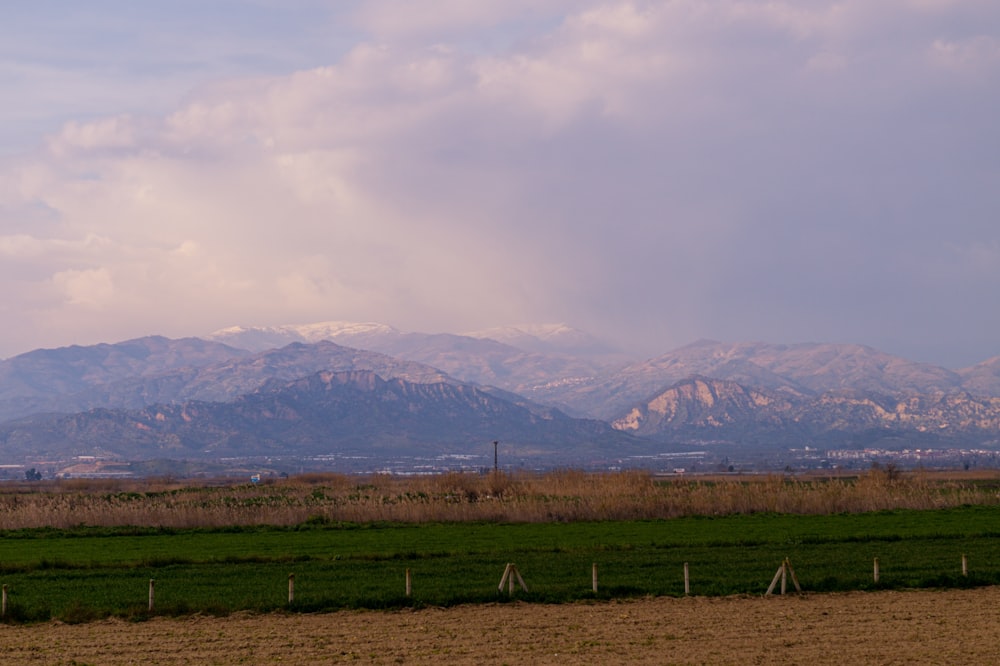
[3,587,1000,665]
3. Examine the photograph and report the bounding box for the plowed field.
[3,587,999,665]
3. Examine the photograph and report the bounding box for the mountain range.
[207,322,628,399]
[1,321,998,474]
[0,369,632,462]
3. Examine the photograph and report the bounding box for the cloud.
[351,0,577,43]
[48,116,137,157]
[0,1,998,366]
[51,267,115,307]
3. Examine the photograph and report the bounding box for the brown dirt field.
[3,587,1000,665]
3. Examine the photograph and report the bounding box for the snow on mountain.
[207,321,399,351]
[464,323,623,357]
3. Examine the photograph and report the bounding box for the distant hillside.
[613,376,1000,449]
[0,337,250,421]
[957,357,1000,396]
[0,339,458,423]
[541,340,974,419]
[0,370,640,461]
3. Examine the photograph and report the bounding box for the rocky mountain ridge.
[613,376,1000,449]
[0,370,638,462]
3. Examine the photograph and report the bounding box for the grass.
[2,505,1000,622]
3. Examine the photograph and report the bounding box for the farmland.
[1,469,999,623]
[2,588,1000,664]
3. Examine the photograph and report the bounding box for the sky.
[1,1,999,368]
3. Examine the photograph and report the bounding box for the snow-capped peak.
[207,321,399,351]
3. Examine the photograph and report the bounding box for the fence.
[0,553,978,618]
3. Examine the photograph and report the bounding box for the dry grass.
[0,469,997,529]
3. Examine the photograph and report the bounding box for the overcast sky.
[1,1,998,367]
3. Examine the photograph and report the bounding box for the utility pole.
[493,440,499,473]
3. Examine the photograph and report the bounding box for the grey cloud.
[0,1,997,367]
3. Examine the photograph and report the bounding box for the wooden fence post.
[684,562,690,596]
[873,557,880,583]
[406,568,412,597]
[784,558,802,593]
[962,554,968,577]
[498,563,528,594]
[2,584,7,617]
[148,579,155,612]
[766,563,784,595]
[498,563,511,593]
[765,559,801,596]
[288,573,295,604]
[592,563,598,593]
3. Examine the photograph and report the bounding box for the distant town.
[3,446,998,482]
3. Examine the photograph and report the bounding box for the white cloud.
[51,267,115,307]
[47,115,137,156]
[0,234,49,257]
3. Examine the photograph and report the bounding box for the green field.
[2,506,999,622]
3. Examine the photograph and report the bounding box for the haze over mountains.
[1,321,998,476]
[544,339,999,420]
[208,322,628,399]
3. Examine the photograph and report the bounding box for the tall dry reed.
[0,469,996,529]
